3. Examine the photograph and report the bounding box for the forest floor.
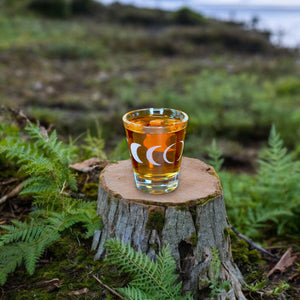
[0,148,299,299]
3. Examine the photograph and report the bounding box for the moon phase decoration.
[163,143,176,164]
[177,141,184,161]
[146,146,161,166]
[130,141,184,165]
[130,143,143,164]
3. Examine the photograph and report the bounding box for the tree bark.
[92,157,246,299]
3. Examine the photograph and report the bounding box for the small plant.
[104,238,193,300]
[81,120,107,160]
[245,280,268,293]
[206,247,232,298]
[270,281,290,296]
[0,122,78,208]
[0,121,101,285]
[222,125,300,239]
[206,139,224,172]
[251,125,300,236]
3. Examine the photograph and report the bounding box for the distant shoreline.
[98,0,300,48]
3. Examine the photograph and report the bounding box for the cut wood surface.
[92,157,246,299]
[99,157,222,206]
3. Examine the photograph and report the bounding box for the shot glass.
[122,108,188,194]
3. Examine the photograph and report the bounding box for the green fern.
[222,125,300,239]
[0,219,60,284]
[0,122,102,285]
[0,203,101,285]
[0,122,77,207]
[81,120,107,159]
[206,139,224,172]
[208,248,231,297]
[252,125,300,235]
[104,238,193,300]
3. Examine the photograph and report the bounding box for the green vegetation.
[2,235,104,299]
[145,210,165,231]
[0,122,101,286]
[205,248,232,297]
[104,238,193,300]
[0,1,299,298]
[215,127,300,241]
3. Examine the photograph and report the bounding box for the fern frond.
[225,125,300,239]
[23,229,61,275]
[0,220,37,245]
[0,203,100,281]
[0,138,32,168]
[25,123,76,165]
[254,125,300,234]
[19,156,55,175]
[104,239,183,300]
[0,220,61,280]
[46,205,101,238]
[20,177,60,196]
[208,248,232,298]
[82,124,107,159]
[0,245,23,285]
[0,133,76,197]
[117,286,150,300]
[206,139,224,172]
[0,121,99,286]
[154,246,179,290]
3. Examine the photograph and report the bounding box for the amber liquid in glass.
[124,115,186,181]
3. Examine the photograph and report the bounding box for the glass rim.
[122,107,188,129]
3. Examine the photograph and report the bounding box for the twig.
[92,275,125,300]
[60,180,67,194]
[0,178,19,185]
[0,181,24,205]
[230,225,280,261]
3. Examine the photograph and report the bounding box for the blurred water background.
[101,0,300,48]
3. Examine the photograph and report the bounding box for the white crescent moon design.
[163,143,176,164]
[177,141,184,161]
[146,146,161,166]
[130,143,143,164]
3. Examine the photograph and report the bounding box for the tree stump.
[92,157,246,299]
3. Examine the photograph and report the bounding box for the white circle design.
[130,143,143,164]
[177,141,184,161]
[163,143,176,164]
[146,146,161,166]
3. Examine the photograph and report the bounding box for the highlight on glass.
[122,108,188,194]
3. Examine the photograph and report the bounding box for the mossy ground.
[82,182,99,199]
[1,234,130,299]
[229,229,299,299]
[229,229,265,282]
[2,236,104,299]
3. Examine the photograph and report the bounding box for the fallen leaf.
[267,247,297,277]
[69,158,108,173]
[35,278,63,292]
[68,287,89,295]
[35,278,62,287]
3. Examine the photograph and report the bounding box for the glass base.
[134,173,179,194]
